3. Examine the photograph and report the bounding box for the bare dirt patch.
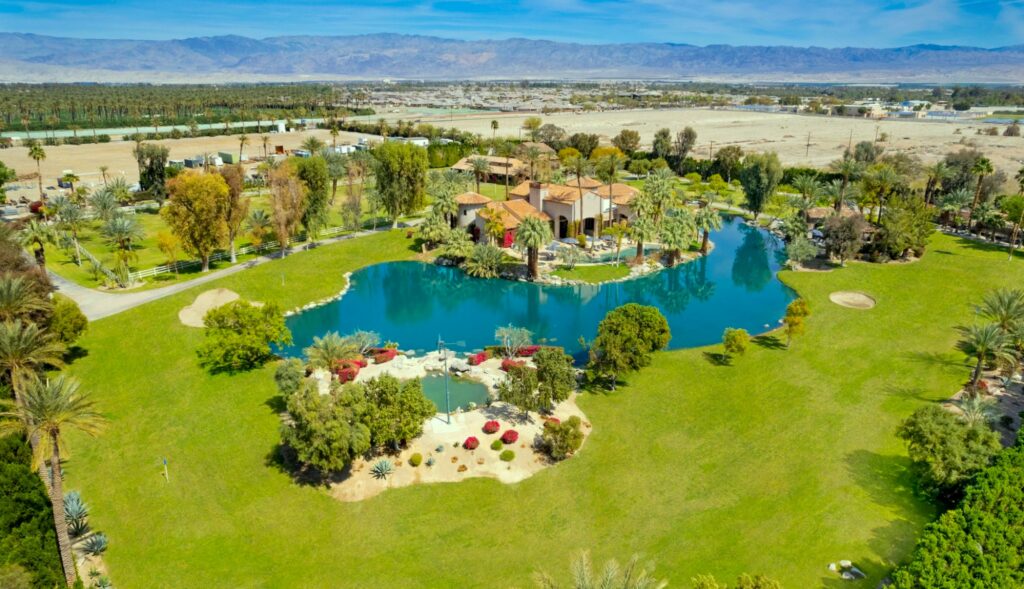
[178,288,240,327]
[829,291,876,309]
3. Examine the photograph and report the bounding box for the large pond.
[282,215,796,360]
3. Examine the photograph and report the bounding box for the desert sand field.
[449,108,1024,171]
[2,107,1022,202]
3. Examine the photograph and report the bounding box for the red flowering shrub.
[517,345,541,357]
[337,366,359,383]
[29,201,44,216]
[545,417,561,425]
[373,349,398,364]
[501,430,519,444]
[501,358,525,372]
[463,436,480,450]
[482,420,500,434]
[468,352,488,366]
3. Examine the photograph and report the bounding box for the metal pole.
[438,335,451,424]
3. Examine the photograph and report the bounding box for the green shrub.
[197,300,291,372]
[542,416,584,460]
[500,450,515,462]
[0,435,63,587]
[274,358,306,398]
[722,328,750,358]
[48,294,88,345]
[409,453,423,467]
[490,439,503,451]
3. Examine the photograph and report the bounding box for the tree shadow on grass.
[702,351,731,366]
[825,451,933,588]
[264,442,356,487]
[753,334,786,350]
[63,345,89,366]
[264,394,286,415]
[904,350,965,370]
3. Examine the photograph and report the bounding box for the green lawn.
[62,230,1016,587]
[551,263,631,283]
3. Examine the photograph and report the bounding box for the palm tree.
[694,204,723,254]
[98,165,109,186]
[0,320,66,403]
[0,275,50,322]
[484,215,505,247]
[938,188,972,228]
[490,120,498,142]
[300,136,325,153]
[534,551,667,589]
[19,220,55,268]
[524,146,543,181]
[956,395,998,427]
[101,215,143,268]
[28,143,46,199]
[60,173,80,195]
[304,332,358,369]
[1016,165,1024,196]
[516,216,552,280]
[864,164,900,224]
[956,323,1015,388]
[469,157,490,194]
[594,152,627,237]
[494,141,515,200]
[247,209,272,248]
[55,202,86,265]
[828,156,862,212]
[238,134,249,161]
[0,375,105,587]
[970,156,994,216]
[791,174,822,221]
[329,125,339,149]
[978,289,1024,334]
[923,161,950,205]
[659,210,697,267]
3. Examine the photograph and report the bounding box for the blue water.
[420,374,491,411]
[282,216,796,360]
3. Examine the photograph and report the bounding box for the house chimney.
[528,181,547,211]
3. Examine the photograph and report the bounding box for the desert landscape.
[5,107,1022,203]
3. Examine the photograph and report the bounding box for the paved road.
[50,228,387,321]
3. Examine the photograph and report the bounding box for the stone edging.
[283,271,353,317]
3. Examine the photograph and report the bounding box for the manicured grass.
[63,230,1018,587]
[551,263,631,283]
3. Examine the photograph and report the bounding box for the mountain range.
[1,33,1023,83]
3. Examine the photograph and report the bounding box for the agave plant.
[82,532,108,556]
[370,459,393,480]
[425,456,436,468]
[95,576,113,589]
[64,491,90,537]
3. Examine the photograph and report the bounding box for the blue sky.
[1,0,1022,47]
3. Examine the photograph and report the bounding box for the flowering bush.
[482,420,500,434]
[501,358,525,372]
[463,436,480,450]
[337,366,359,384]
[517,345,541,357]
[468,352,488,366]
[501,429,519,444]
[373,349,398,364]
[545,417,561,425]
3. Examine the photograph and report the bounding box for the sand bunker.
[178,288,240,327]
[829,291,876,309]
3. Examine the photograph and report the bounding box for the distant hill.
[1,33,1022,83]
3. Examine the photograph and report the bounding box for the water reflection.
[282,216,796,358]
